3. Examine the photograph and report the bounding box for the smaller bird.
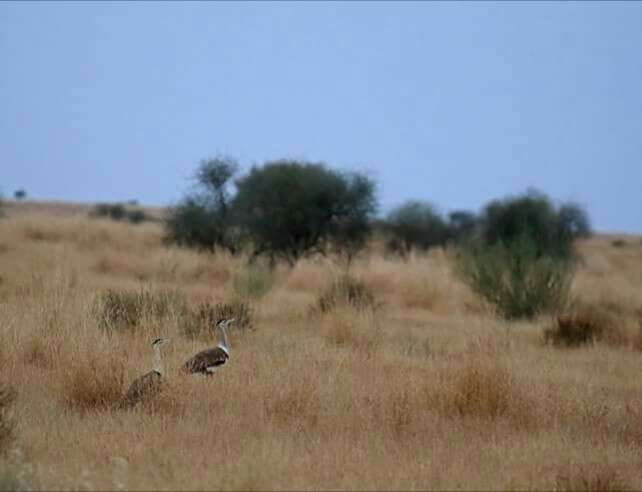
[121,337,171,408]
[182,318,234,375]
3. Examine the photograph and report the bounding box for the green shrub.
[312,274,380,315]
[232,265,275,299]
[182,300,253,339]
[456,235,573,320]
[480,190,590,261]
[95,287,187,333]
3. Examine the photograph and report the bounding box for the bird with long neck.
[121,337,171,408]
[182,318,235,375]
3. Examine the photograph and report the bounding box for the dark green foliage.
[456,235,573,319]
[13,190,26,201]
[90,203,150,224]
[182,300,253,338]
[480,190,590,260]
[385,201,449,256]
[233,160,377,265]
[312,274,380,314]
[164,157,240,253]
[447,210,478,243]
[95,287,187,333]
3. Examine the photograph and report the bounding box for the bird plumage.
[181,318,234,376]
[121,337,170,408]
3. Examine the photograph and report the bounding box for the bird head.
[151,337,171,347]
[216,318,235,331]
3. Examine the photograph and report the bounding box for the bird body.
[121,337,170,408]
[182,318,234,376]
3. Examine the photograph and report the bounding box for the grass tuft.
[312,274,380,315]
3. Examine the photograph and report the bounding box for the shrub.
[544,301,626,348]
[480,189,590,260]
[384,201,449,256]
[456,235,573,319]
[312,274,380,315]
[182,300,253,338]
[232,160,377,265]
[95,287,187,333]
[447,210,478,243]
[13,190,26,201]
[90,203,150,224]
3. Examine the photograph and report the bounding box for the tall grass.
[0,213,641,490]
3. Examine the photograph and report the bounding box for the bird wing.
[122,370,162,407]
[182,347,228,375]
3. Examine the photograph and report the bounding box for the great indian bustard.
[121,337,170,408]
[181,318,234,375]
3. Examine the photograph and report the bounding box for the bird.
[181,318,234,375]
[121,337,171,408]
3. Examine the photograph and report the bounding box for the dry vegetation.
[1,209,642,490]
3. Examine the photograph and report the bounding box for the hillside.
[0,206,641,490]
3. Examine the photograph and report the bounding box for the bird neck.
[218,326,230,354]
[153,344,164,375]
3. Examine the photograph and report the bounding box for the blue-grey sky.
[1,2,641,232]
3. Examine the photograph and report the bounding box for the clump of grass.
[311,274,380,315]
[544,301,624,348]
[182,300,253,338]
[611,239,627,248]
[0,383,17,455]
[439,361,531,426]
[232,265,275,299]
[554,464,628,491]
[60,356,125,413]
[94,287,187,333]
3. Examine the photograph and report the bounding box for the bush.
[90,203,150,224]
[480,189,590,260]
[384,201,449,256]
[164,157,240,253]
[232,160,377,265]
[447,210,478,243]
[13,190,26,201]
[456,235,573,319]
[312,274,380,315]
[182,300,253,339]
[543,301,627,348]
[95,287,187,333]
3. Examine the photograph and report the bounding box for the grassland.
[1,205,642,490]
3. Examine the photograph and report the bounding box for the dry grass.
[0,210,641,489]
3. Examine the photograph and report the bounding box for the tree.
[232,160,377,265]
[447,210,478,243]
[164,156,240,253]
[479,189,589,260]
[385,200,449,257]
[13,189,26,201]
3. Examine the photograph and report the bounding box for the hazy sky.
[2,2,641,232]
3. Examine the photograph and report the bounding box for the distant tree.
[232,160,377,265]
[164,156,240,253]
[385,200,449,257]
[13,189,26,201]
[447,210,478,243]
